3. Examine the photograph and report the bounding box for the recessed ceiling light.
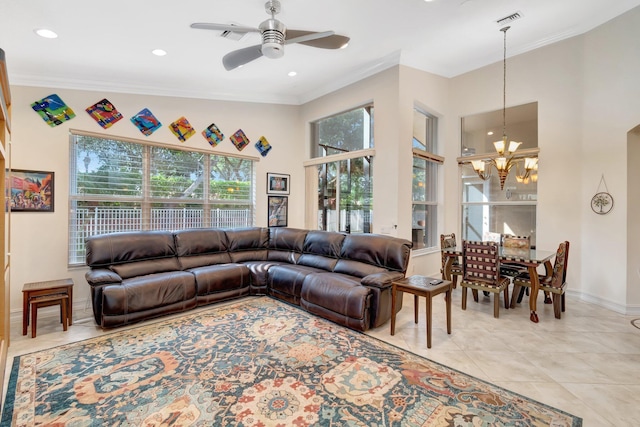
[487,131,494,135]
[288,71,297,77]
[152,49,167,57]
[34,28,58,39]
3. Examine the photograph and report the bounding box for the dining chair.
[440,233,462,288]
[460,240,511,318]
[512,241,569,319]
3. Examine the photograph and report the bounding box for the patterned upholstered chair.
[512,241,570,319]
[460,240,511,318]
[440,233,462,288]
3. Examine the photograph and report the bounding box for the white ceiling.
[1,0,639,105]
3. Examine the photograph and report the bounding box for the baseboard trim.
[566,289,640,315]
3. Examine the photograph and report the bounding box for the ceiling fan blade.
[190,22,259,34]
[286,30,350,49]
[286,31,333,45]
[223,44,264,71]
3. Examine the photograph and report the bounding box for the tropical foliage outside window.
[69,134,255,265]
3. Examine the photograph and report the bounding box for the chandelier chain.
[501,26,509,139]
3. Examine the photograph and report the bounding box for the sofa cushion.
[86,231,177,267]
[336,234,412,274]
[227,227,269,262]
[296,230,345,271]
[241,260,289,294]
[188,263,251,296]
[174,228,232,269]
[110,257,182,280]
[101,271,196,316]
[300,272,371,327]
[333,259,387,278]
[268,264,325,303]
[302,230,345,257]
[267,227,307,263]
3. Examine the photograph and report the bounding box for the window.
[460,102,538,246]
[69,133,255,265]
[308,105,374,233]
[412,108,442,249]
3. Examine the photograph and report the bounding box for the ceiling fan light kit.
[191,0,349,70]
[259,17,286,59]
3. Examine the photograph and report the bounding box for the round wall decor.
[591,191,613,215]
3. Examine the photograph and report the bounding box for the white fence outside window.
[70,207,251,264]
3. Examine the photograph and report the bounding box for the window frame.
[411,107,443,251]
[306,104,375,233]
[458,102,538,245]
[68,130,257,266]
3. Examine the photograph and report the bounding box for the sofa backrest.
[334,233,412,277]
[226,227,269,262]
[85,228,412,279]
[267,227,307,264]
[85,231,181,279]
[174,228,232,270]
[298,230,345,271]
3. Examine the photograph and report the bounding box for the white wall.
[581,7,640,313]
[9,86,303,321]
[450,7,640,314]
[628,126,640,308]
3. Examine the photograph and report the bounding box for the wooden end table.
[390,275,452,349]
[22,278,74,337]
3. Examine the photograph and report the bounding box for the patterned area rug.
[2,297,582,426]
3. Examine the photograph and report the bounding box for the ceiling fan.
[191,0,350,71]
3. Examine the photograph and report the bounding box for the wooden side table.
[22,278,74,337]
[390,275,452,349]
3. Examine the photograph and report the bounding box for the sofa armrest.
[85,268,122,286]
[361,271,405,289]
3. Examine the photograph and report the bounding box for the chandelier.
[470,26,538,190]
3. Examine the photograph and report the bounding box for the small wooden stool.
[29,294,69,338]
[391,275,453,349]
[22,278,74,338]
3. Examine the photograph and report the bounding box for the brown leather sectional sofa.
[85,227,412,331]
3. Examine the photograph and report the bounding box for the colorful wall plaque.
[202,123,224,147]
[31,94,76,127]
[130,108,162,136]
[255,136,272,157]
[169,116,196,142]
[230,129,250,151]
[85,98,123,129]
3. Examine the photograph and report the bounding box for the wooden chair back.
[462,240,501,284]
[550,241,570,288]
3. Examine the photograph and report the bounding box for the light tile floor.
[4,291,640,426]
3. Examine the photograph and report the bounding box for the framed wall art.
[10,169,54,212]
[268,196,288,227]
[267,172,290,195]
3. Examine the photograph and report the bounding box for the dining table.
[442,245,555,323]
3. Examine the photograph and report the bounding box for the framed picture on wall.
[10,169,55,212]
[268,196,288,227]
[267,172,290,195]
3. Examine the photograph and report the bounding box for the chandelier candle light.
[470,26,538,190]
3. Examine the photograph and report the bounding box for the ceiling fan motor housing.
[259,18,286,59]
